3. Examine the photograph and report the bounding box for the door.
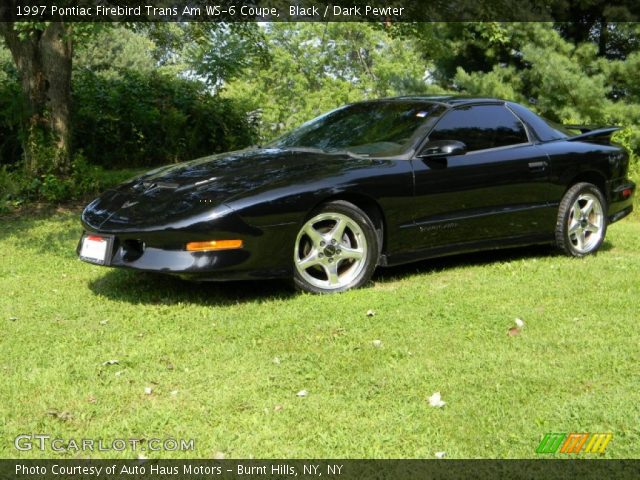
[410,104,557,251]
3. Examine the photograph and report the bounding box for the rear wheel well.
[567,172,607,200]
[314,194,386,254]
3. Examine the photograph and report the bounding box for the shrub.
[0,66,256,209]
[72,70,257,169]
[0,153,144,210]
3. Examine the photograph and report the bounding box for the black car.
[78,97,635,293]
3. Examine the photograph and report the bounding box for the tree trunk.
[0,21,73,174]
[598,19,609,58]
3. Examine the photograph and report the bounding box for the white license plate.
[80,235,109,264]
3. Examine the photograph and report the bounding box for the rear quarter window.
[428,105,529,152]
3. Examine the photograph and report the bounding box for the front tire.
[555,182,607,257]
[293,201,379,293]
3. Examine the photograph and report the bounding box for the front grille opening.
[121,239,144,262]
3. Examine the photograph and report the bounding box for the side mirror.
[418,140,467,158]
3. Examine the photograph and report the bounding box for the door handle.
[528,160,548,172]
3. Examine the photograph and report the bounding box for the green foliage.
[72,69,256,169]
[454,65,524,102]
[0,165,19,212]
[430,23,640,174]
[0,152,143,210]
[613,128,640,183]
[1,24,258,209]
[21,124,69,176]
[37,154,108,203]
[185,24,269,88]
[137,23,269,87]
[518,41,610,123]
[71,26,257,168]
[38,173,72,203]
[1,25,259,169]
[73,26,157,79]
[224,23,432,142]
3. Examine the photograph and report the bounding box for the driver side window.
[428,105,529,152]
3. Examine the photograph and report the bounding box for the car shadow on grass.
[372,240,614,283]
[0,208,82,253]
[88,240,614,304]
[88,269,295,306]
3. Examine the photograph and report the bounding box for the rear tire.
[293,201,379,294]
[555,182,607,257]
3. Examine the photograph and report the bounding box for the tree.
[412,22,640,156]
[0,20,72,174]
[224,23,432,141]
[0,19,265,175]
[73,26,156,79]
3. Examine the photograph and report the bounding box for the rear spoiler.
[564,125,621,143]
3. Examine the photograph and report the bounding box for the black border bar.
[2,459,640,480]
[1,0,639,22]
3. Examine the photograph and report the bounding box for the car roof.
[341,96,574,143]
[356,95,505,108]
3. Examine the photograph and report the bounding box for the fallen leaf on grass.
[47,409,73,422]
[507,327,521,336]
[507,318,525,336]
[274,405,284,412]
[331,327,346,338]
[87,395,97,404]
[428,392,446,408]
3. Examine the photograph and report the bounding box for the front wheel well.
[312,194,386,254]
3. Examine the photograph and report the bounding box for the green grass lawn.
[1,208,638,459]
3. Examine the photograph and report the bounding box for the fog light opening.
[122,239,145,262]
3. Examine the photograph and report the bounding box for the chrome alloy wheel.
[567,192,604,254]
[294,212,368,290]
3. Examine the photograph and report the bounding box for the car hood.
[83,147,367,231]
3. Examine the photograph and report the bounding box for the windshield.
[269,101,445,156]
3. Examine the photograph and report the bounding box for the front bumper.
[76,223,296,281]
[77,234,247,271]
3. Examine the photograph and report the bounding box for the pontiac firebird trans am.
[78,97,636,293]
